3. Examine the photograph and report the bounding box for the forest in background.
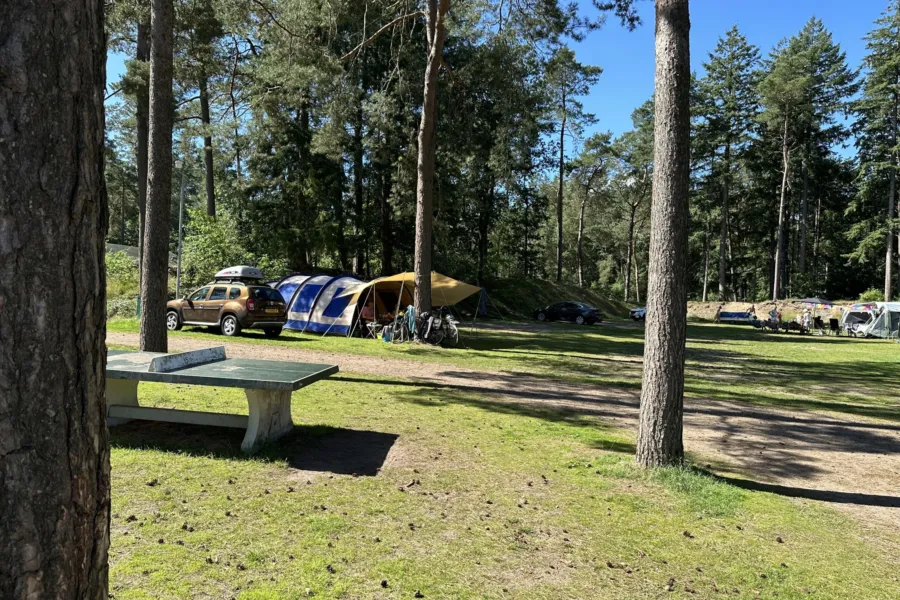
[104,0,900,303]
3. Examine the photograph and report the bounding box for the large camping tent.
[860,302,900,339]
[337,271,482,337]
[273,274,363,335]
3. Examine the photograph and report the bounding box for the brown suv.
[166,282,287,337]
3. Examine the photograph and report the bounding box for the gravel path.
[107,331,900,532]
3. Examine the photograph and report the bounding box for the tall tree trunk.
[353,64,365,274]
[886,100,897,301]
[702,227,710,302]
[812,192,822,284]
[634,247,641,303]
[577,193,586,286]
[121,176,127,244]
[199,74,216,217]
[380,156,394,275]
[624,203,637,301]
[413,0,450,315]
[772,115,790,301]
[136,20,150,280]
[799,153,808,274]
[0,0,110,596]
[139,0,175,352]
[718,143,730,300]
[556,91,566,282]
[477,180,493,285]
[636,0,690,468]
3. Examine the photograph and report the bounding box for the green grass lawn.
[109,317,900,423]
[109,375,899,599]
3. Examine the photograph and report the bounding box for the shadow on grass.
[180,327,311,344]
[110,422,397,476]
[713,474,900,508]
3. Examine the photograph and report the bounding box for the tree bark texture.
[772,115,790,301]
[717,144,729,300]
[799,155,808,274]
[624,203,637,301]
[886,101,897,301]
[413,0,449,315]
[139,0,175,352]
[136,20,150,283]
[199,74,216,217]
[577,194,586,287]
[636,0,691,468]
[702,227,710,302]
[556,93,566,283]
[0,0,110,597]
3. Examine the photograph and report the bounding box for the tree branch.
[250,0,301,38]
[341,11,424,61]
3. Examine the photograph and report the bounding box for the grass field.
[106,319,900,599]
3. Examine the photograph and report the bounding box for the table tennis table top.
[107,350,339,391]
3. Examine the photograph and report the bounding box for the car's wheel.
[166,310,182,331]
[575,315,585,325]
[263,327,282,338]
[221,314,241,337]
[537,312,546,322]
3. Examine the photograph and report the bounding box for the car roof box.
[214,265,264,282]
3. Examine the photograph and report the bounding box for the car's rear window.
[251,287,283,301]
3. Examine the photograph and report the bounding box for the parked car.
[630,307,646,321]
[533,302,603,325]
[166,267,287,337]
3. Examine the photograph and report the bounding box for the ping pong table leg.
[242,389,293,453]
[107,379,140,426]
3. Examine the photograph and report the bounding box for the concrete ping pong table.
[106,347,339,453]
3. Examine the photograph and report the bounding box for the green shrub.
[107,250,139,299]
[858,287,884,302]
[181,209,287,287]
[107,296,137,319]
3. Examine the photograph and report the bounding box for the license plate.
[265,308,279,314]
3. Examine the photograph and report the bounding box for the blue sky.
[575,0,885,138]
[107,0,886,139]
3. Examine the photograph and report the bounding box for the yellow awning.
[338,272,481,306]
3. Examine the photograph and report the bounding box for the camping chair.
[813,316,824,335]
[828,318,840,336]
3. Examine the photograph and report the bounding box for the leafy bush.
[107,250,139,280]
[859,287,884,302]
[107,250,139,299]
[181,209,288,287]
[107,296,137,319]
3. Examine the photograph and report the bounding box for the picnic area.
[104,318,900,599]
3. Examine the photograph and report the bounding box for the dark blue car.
[533,301,602,325]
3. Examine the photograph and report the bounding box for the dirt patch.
[107,331,900,535]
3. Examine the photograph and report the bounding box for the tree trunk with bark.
[477,179,493,286]
[136,20,150,282]
[0,0,110,596]
[772,115,790,301]
[636,0,691,468]
[624,203,637,301]
[717,144,729,300]
[380,156,394,275]
[577,193,586,287]
[199,74,216,217]
[139,0,175,352]
[702,226,710,302]
[799,153,808,274]
[413,0,450,315]
[556,92,566,283]
[886,101,897,301]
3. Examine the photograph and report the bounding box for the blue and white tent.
[273,274,362,335]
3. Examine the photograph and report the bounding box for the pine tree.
[546,48,601,283]
[697,26,760,300]
[635,0,691,468]
[854,1,900,300]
